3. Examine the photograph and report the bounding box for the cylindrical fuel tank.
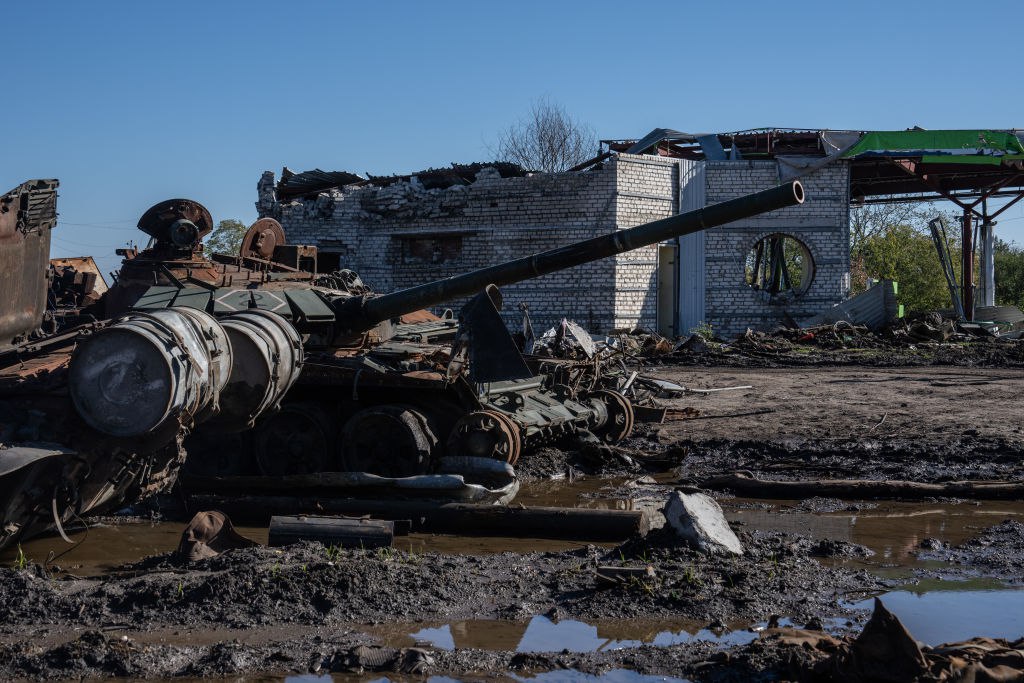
[69,308,232,438]
[206,309,303,432]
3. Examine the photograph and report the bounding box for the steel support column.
[962,210,974,318]
[980,200,995,308]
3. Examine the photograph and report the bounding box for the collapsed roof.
[274,127,1024,207]
[276,162,530,200]
[602,127,1024,204]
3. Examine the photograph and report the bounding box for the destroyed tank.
[0,179,201,550]
[0,178,803,547]
[69,180,805,485]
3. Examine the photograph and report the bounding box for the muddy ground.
[521,364,1024,483]
[0,527,884,680]
[2,356,1024,681]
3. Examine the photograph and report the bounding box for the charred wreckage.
[0,176,805,549]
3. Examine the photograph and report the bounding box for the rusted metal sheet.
[0,179,58,352]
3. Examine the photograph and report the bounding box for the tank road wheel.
[447,410,522,464]
[253,403,333,476]
[492,411,523,465]
[589,389,635,444]
[339,405,436,477]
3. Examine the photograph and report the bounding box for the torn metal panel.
[0,179,59,352]
[800,280,900,330]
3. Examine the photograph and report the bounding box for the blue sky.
[3,0,1023,277]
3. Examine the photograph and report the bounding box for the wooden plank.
[700,471,1024,501]
[268,515,394,548]
[190,495,652,541]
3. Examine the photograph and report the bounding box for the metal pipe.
[361,180,805,325]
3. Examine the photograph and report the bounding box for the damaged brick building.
[258,128,1024,337]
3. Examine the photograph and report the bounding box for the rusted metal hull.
[0,179,58,352]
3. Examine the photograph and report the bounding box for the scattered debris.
[594,564,657,587]
[782,598,1024,682]
[176,510,258,562]
[329,644,434,675]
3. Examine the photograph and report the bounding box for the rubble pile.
[612,314,1024,368]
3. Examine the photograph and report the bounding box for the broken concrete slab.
[664,490,743,555]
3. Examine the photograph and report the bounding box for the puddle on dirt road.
[280,673,691,683]
[0,520,272,576]
[0,478,638,574]
[725,498,1024,573]
[6,478,1024,579]
[375,615,761,653]
[853,588,1024,645]
[94,674,691,683]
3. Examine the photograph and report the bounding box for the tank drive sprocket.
[447,409,522,464]
[588,389,635,443]
[240,217,286,260]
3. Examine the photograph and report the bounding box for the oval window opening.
[744,233,814,302]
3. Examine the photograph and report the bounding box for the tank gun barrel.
[360,180,804,325]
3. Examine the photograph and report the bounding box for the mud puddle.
[211,672,693,682]
[287,673,692,682]
[854,588,1024,645]
[9,479,1022,580]
[0,476,642,575]
[378,615,758,653]
[725,498,1024,574]
[1,523,599,578]
[0,522,270,576]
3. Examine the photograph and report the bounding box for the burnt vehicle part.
[0,186,303,550]
[82,180,803,486]
[49,256,107,327]
[68,307,301,439]
[0,306,303,551]
[0,179,58,351]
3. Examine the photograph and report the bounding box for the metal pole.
[962,209,974,319]
[981,199,995,308]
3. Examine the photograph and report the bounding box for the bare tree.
[495,97,599,173]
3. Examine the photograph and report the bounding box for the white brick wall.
[274,163,623,332]
[702,160,851,337]
[266,154,852,337]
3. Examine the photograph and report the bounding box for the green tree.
[851,202,1024,313]
[994,238,1024,308]
[858,222,961,313]
[204,219,247,256]
[850,203,967,313]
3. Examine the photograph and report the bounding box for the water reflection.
[851,590,1024,645]
[727,499,1024,570]
[283,673,690,683]
[405,615,757,653]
